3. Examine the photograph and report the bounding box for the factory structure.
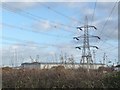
[21,62,106,70]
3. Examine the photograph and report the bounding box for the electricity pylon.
[30,55,39,62]
[73,16,100,72]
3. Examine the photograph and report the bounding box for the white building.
[114,65,120,71]
[21,62,106,70]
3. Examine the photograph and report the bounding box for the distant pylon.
[73,16,100,72]
[103,53,106,65]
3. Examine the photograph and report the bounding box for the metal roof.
[21,62,104,65]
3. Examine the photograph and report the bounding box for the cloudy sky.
[0,0,118,67]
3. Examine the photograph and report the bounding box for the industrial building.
[21,62,106,70]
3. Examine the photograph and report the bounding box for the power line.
[89,1,118,51]
[41,3,84,25]
[2,41,47,48]
[95,1,118,52]
[1,36,75,49]
[99,0,118,37]
[2,3,76,34]
[96,27,117,48]
[1,36,58,47]
[96,26,118,51]
[91,0,97,25]
[97,47,118,60]
[2,22,71,39]
[93,1,118,52]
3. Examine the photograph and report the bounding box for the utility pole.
[30,56,34,62]
[73,16,100,72]
[30,55,39,63]
[70,55,75,69]
[60,52,64,64]
[35,55,39,62]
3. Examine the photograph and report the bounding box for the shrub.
[102,71,120,88]
[2,67,120,88]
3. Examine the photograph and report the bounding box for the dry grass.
[2,66,120,88]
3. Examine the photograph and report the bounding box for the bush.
[102,71,120,88]
[2,67,120,88]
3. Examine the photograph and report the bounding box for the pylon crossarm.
[73,37,79,40]
[87,25,97,30]
[76,26,84,31]
[73,35,84,40]
[89,35,100,39]
[77,25,97,31]
[90,46,99,49]
[75,46,82,50]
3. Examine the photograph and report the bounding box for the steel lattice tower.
[73,16,100,71]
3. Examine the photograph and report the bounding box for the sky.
[0,0,119,67]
